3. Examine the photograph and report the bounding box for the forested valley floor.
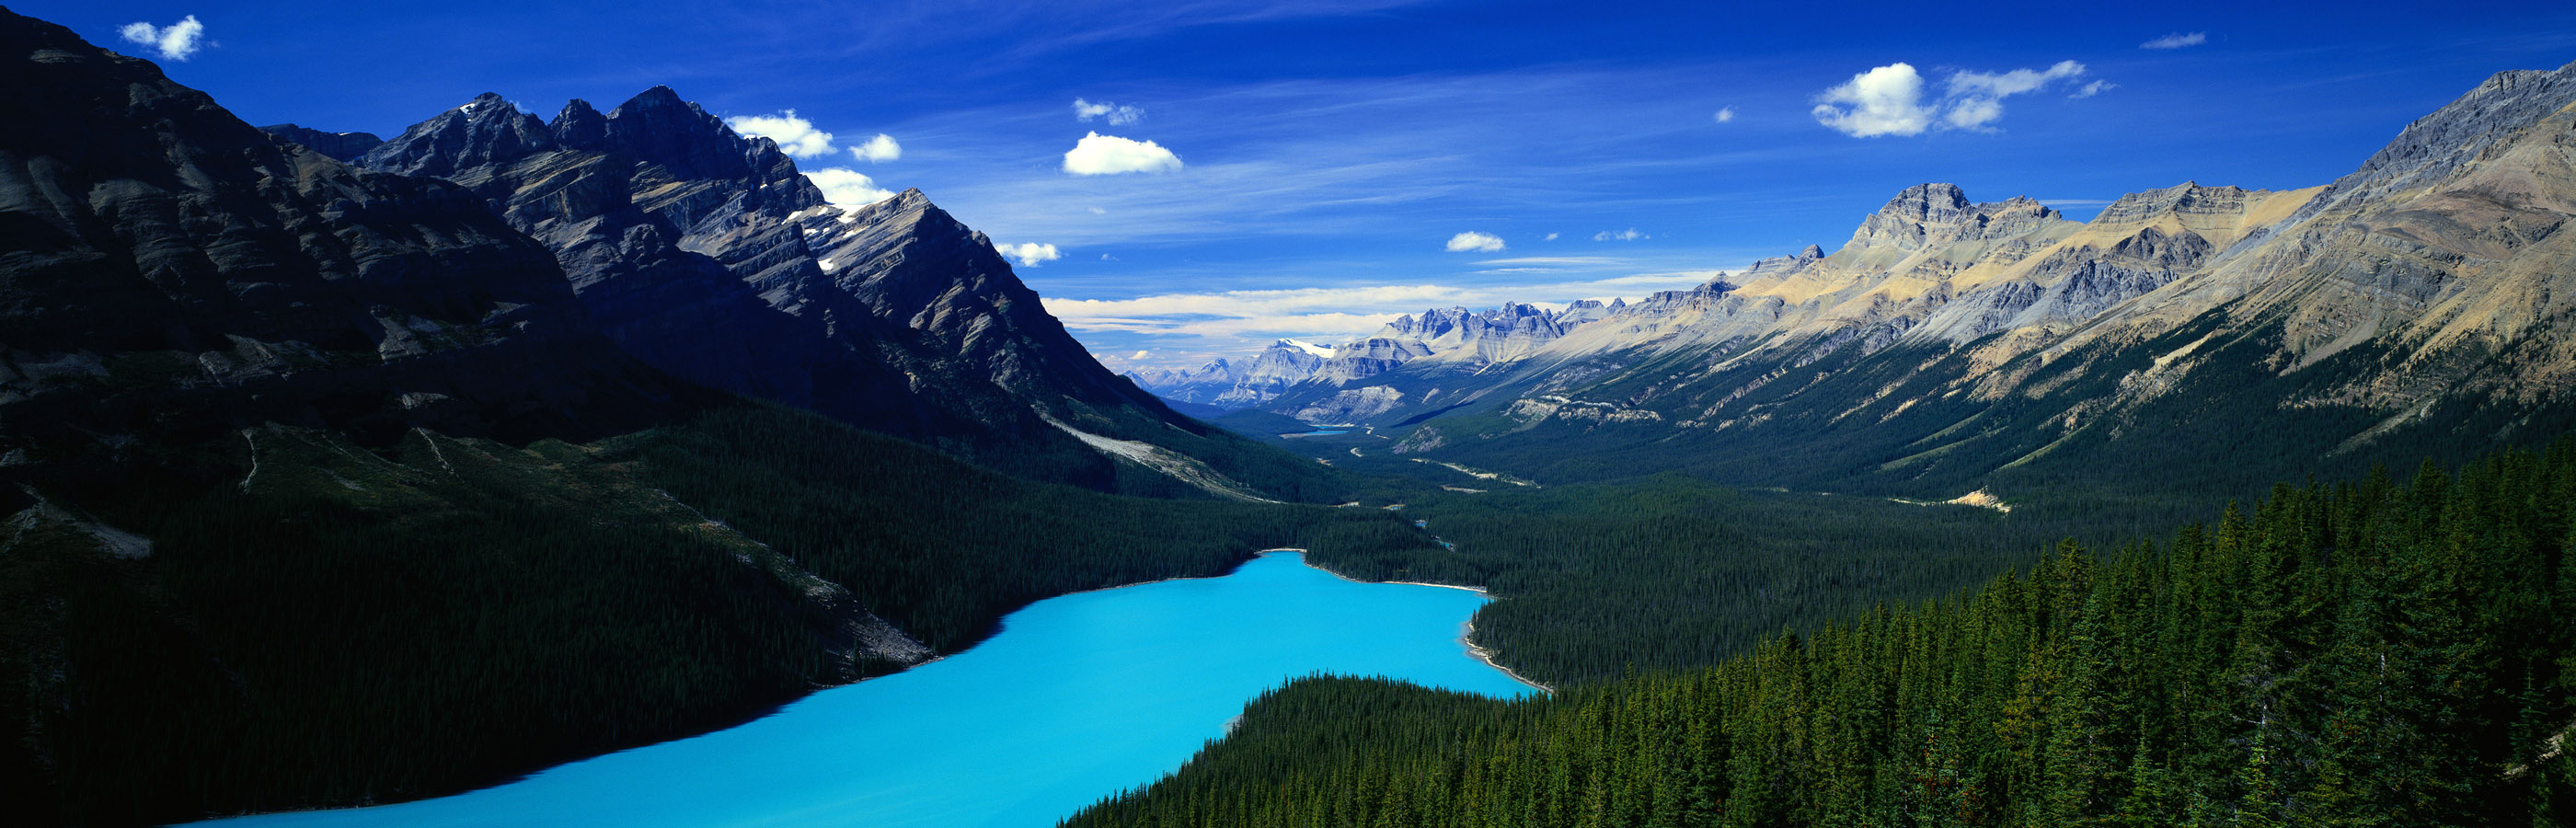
[1067,442,2576,827]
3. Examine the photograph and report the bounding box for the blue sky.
[28,1,2576,371]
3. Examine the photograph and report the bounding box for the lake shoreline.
[1278,548,1555,694]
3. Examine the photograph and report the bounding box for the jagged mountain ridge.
[256,123,385,161]
[1129,302,1621,416]
[354,88,1316,496]
[1210,60,2576,498]
[0,11,696,469]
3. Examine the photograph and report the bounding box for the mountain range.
[1141,62,2576,498]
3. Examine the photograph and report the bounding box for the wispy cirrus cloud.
[1074,98,1145,124]
[2141,31,2207,50]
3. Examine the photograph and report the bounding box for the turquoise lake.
[201,551,1534,828]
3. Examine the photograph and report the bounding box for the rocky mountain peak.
[551,98,606,148]
[603,86,752,180]
[2299,58,2576,223]
[1852,183,1977,252]
[358,92,554,178]
[1799,244,1824,259]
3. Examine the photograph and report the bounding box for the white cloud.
[1813,60,2089,136]
[2070,80,2116,98]
[728,110,838,158]
[851,133,902,162]
[1131,350,1152,360]
[1063,132,1184,175]
[1544,233,1560,241]
[1712,107,1736,123]
[1947,61,2087,98]
[1593,228,1649,242]
[1811,63,1932,137]
[997,242,1063,267]
[2140,31,2207,50]
[1073,98,1145,125]
[1445,231,1506,252]
[119,16,205,62]
[806,168,895,207]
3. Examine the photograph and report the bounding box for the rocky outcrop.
[0,9,674,471]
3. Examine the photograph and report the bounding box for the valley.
[3,4,2573,827]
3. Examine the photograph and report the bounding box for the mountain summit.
[354,86,1323,495]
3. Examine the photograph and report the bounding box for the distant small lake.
[200,551,1531,828]
[1278,430,1349,438]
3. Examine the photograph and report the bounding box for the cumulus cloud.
[1064,132,1183,175]
[727,110,838,158]
[1811,63,1933,137]
[1445,231,1506,253]
[119,16,205,62]
[997,242,1063,267]
[806,168,894,207]
[1712,107,1736,123]
[1073,98,1145,125]
[1131,350,1151,360]
[1812,60,2090,137]
[851,133,902,162]
[2140,32,2207,50]
[1593,228,1649,242]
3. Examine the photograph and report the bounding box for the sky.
[23,1,2576,372]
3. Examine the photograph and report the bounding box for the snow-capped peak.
[1277,339,1336,359]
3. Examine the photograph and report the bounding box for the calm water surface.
[202,551,1531,828]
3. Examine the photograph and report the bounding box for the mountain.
[1225,61,2576,501]
[255,123,385,161]
[1131,305,1617,419]
[0,9,700,483]
[351,88,1333,498]
[0,11,1397,823]
[1126,358,1239,404]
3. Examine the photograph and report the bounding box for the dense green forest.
[0,402,1418,826]
[1302,476,2182,687]
[1066,441,2576,828]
